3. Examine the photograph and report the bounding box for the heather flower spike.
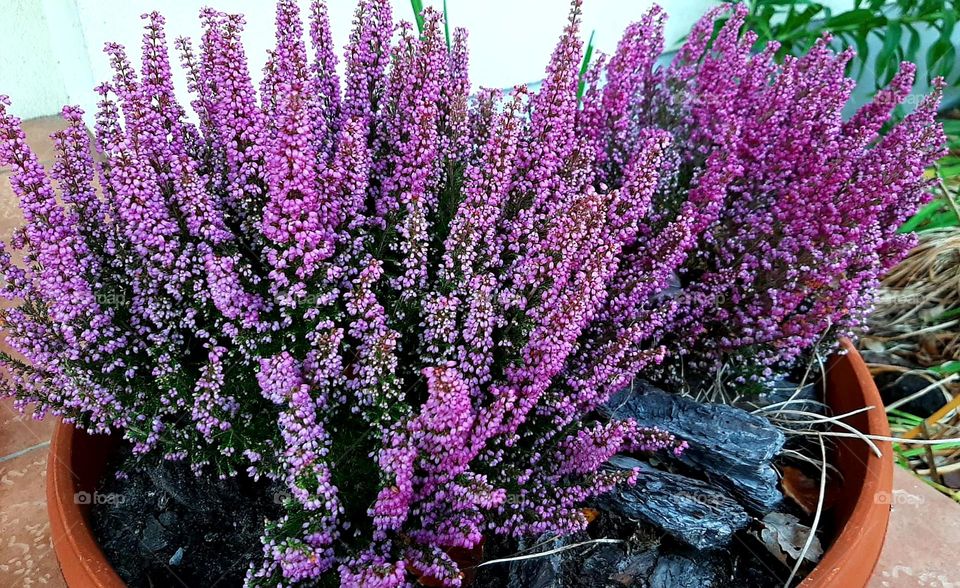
[0,0,943,585]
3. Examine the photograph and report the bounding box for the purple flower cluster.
[579,4,945,377]
[0,0,941,586]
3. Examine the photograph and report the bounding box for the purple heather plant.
[578,4,945,381]
[0,0,942,586]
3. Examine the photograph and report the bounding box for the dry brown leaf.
[758,512,823,565]
[582,507,600,524]
[861,337,886,353]
[781,465,819,515]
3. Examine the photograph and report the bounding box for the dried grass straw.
[865,185,960,498]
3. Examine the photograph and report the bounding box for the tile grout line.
[0,440,50,463]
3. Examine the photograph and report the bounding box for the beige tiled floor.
[869,467,960,588]
[1,117,959,588]
[0,115,70,175]
[0,437,62,587]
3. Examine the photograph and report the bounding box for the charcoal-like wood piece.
[574,542,661,587]
[508,536,564,588]
[598,456,750,550]
[580,543,628,586]
[605,383,785,512]
[649,550,726,588]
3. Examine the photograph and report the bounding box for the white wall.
[40,0,98,118]
[4,0,955,124]
[0,0,71,119]
[3,0,718,122]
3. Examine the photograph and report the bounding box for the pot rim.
[47,419,126,588]
[797,337,894,587]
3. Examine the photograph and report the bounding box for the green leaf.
[942,120,960,135]
[410,0,425,35]
[932,8,957,78]
[940,162,960,181]
[888,408,924,425]
[942,7,957,38]
[928,211,960,229]
[894,450,910,469]
[443,0,451,50]
[939,45,957,79]
[927,37,953,76]
[930,360,960,375]
[899,443,960,458]
[826,8,879,28]
[875,21,902,85]
[852,28,871,79]
[931,307,960,323]
[577,30,596,103]
[755,5,777,46]
[904,23,921,62]
[792,4,823,32]
[754,0,817,5]
[899,198,949,232]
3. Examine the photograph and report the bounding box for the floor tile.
[0,116,70,174]
[0,399,55,461]
[868,466,960,588]
[0,170,27,244]
[0,450,65,587]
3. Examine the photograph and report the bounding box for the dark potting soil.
[90,443,283,587]
[472,511,789,588]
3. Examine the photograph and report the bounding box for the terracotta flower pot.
[46,339,892,587]
[798,338,894,587]
[46,422,125,588]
